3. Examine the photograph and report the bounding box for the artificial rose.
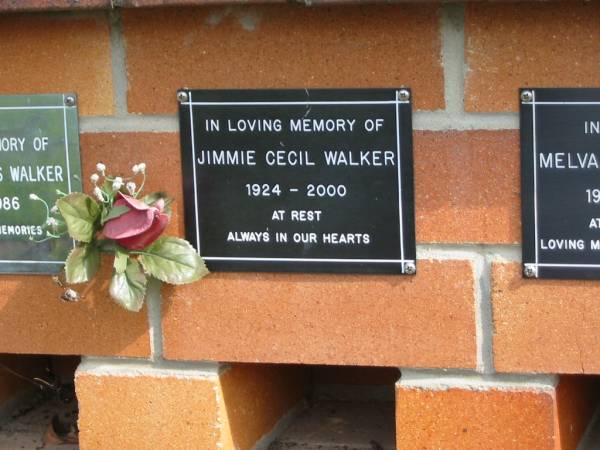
[103,193,169,250]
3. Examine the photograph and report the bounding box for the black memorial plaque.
[521,88,600,279]
[178,88,416,274]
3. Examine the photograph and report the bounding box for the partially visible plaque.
[0,94,82,274]
[178,88,416,274]
[521,88,600,279]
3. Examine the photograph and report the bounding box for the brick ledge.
[1,0,553,13]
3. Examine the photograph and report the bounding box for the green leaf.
[101,204,130,225]
[143,192,173,215]
[65,244,100,284]
[114,250,128,274]
[138,236,208,285]
[142,192,168,205]
[109,258,148,312]
[56,193,100,242]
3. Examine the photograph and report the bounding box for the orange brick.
[76,362,308,450]
[415,131,520,244]
[80,133,184,237]
[219,364,309,450]
[0,257,150,357]
[465,3,600,112]
[396,375,598,450]
[123,5,443,114]
[77,370,221,449]
[0,14,112,116]
[162,260,477,368]
[397,388,554,449]
[312,366,400,386]
[492,262,600,374]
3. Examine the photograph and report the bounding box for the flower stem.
[135,172,146,198]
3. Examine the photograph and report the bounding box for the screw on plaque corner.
[177,91,189,103]
[398,89,410,102]
[521,90,533,103]
[404,262,416,275]
[64,95,76,107]
[523,264,537,278]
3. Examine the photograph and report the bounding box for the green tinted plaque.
[0,94,82,274]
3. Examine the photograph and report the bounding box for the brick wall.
[2,1,597,374]
[1,2,600,449]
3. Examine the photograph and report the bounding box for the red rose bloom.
[103,193,169,250]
